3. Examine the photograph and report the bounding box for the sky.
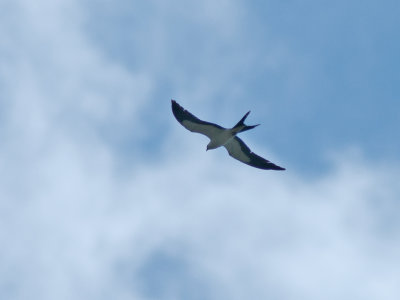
[1,0,400,299]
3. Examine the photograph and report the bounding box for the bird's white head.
[206,142,216,151]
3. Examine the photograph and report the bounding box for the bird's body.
[206,128,235,150]
[171,100,285,171]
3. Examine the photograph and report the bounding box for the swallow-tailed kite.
[171,100,285,170]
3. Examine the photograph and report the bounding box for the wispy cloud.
[2,133,400,299]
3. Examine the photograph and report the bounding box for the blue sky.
[1,0,400,299]
[82,0,400,171]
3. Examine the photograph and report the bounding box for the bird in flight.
[171,100,285,170]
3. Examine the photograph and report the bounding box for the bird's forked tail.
[233,111,259,133]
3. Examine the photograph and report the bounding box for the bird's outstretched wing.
[171,100,224,139]
[224,137,285,170]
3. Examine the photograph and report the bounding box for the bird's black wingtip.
[270,165,286,171]
[171,99,188,124]
[171,99,180,112]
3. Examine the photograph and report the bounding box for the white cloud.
[1,0,400,300]
[2,131,400,300]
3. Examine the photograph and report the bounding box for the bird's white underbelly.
[208,130,234,149]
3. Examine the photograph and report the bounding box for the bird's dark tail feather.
[233,111,260,133]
